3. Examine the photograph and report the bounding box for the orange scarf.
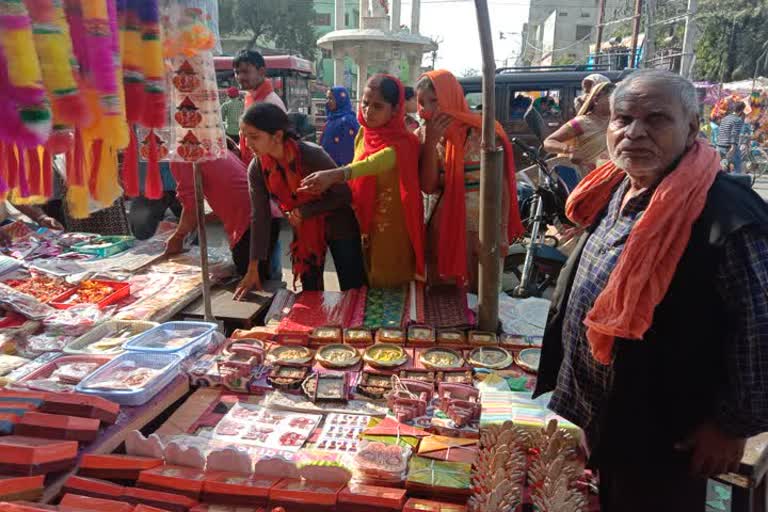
[420,70,525,285]
[566,140,720,364]
[239,80,276,163]
[259,139,327,287]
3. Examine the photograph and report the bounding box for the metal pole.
[595,0,606,66]
[642,0,656,68]
[629,0,644,68]
[474,0,502,332]
[679,0,697,78]
[193,162,214,322]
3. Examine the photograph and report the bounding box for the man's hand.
[37,215,64,231]
[164,234,186,257]
[676,422,746,477]
[286,209,303,228]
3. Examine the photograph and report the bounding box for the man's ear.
[687,115,700,147]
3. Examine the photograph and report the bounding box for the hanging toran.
[120,0,167,200]
[0,0,166,218]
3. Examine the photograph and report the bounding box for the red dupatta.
[259,139,326,287]
[350,75,425,279]
[239,80,276,163]
[420,69,525,285]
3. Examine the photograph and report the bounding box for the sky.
[398,0,530,74]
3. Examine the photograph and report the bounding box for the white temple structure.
[317,0,437,96]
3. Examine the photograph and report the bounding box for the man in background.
[221,86,245,144]
[717,101,746,174]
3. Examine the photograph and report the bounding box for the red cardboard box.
[0,436,77,476]
[62,476,124,501]
[124,485,200,512]
[337,483,407,511]
[138,465,207,499]
[201,472,279,505]
[190,506,265,512]
[79,454,163,481]
[0,475,43,502]
[59,493,134,512]
[14,412,100,443]
[403,498,468,512]
[40,393,119,424]
[0,502,57,511]
[268,479,345,512]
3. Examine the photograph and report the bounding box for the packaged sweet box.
[337,483,407,512]
[403,498,467,512]
[79,454,162,481]
[309,326,342,347]
[269,479,346,512]
[405,457,472,498]
[14,411,100,443]
[62,475,125,501]
[201,473,279,506]
[0,436,78,476]
[39,392,119,424]
[59,493,134,512]
[0,475,44,502]
[123,486,200,512]
[138,465,207,499]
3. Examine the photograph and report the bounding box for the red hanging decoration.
[144,129,163,199]
[88,139,103,197]
[26,149,42,197]
[122,129,140,197]
[42,149,53,198]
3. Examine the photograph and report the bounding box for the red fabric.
[565,140,720,364]
[239,80,276,164]
[2,143,18,190]
[88,139,103,197]
[122,130,139,197]
[42,149,52,198]
[351,74,425,279]
[26,148,41,197]
[71,129,85,186]
[144,130,163,200]
[170,150,251,248]
[259,139,327,286]
[421,69,525,285]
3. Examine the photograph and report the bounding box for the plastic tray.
[64,320,159,356]
[75,352,181,406]
[49,280,131,310]
[16,355,111,393]
[124,321,217,358]
[71,236,135,258]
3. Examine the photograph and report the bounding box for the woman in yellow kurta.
[299,74,424,288]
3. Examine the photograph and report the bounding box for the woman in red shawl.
[299,74,425,288]
[417,69,524,291]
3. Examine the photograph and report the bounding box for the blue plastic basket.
[75,351,181,406]
[124,321,217,358]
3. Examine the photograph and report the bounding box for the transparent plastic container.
[75,352,181,406]
[124,321,217,358]
[64,320,158,356]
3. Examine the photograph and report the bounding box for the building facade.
[518,0,624,66]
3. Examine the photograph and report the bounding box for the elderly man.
[536,69,768,511]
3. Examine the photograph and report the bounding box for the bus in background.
[214,55,315,115]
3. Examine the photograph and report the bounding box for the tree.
[218,0,318,59]
[694,0,768,81]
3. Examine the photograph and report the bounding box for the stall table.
[40,375,190,503]
[717,433,768,512]
[177,280,283,331]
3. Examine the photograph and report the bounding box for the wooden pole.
[193,162,214,322]
[595,0,606,66]
[629,0,644,68]
[474,0,502,332]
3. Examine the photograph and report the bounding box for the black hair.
[415,75,435,93]
[404,86,415,101]
[233,49,266,69]
[367,74,400,108]
[241,102,298,140]
[734,102,746,114]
